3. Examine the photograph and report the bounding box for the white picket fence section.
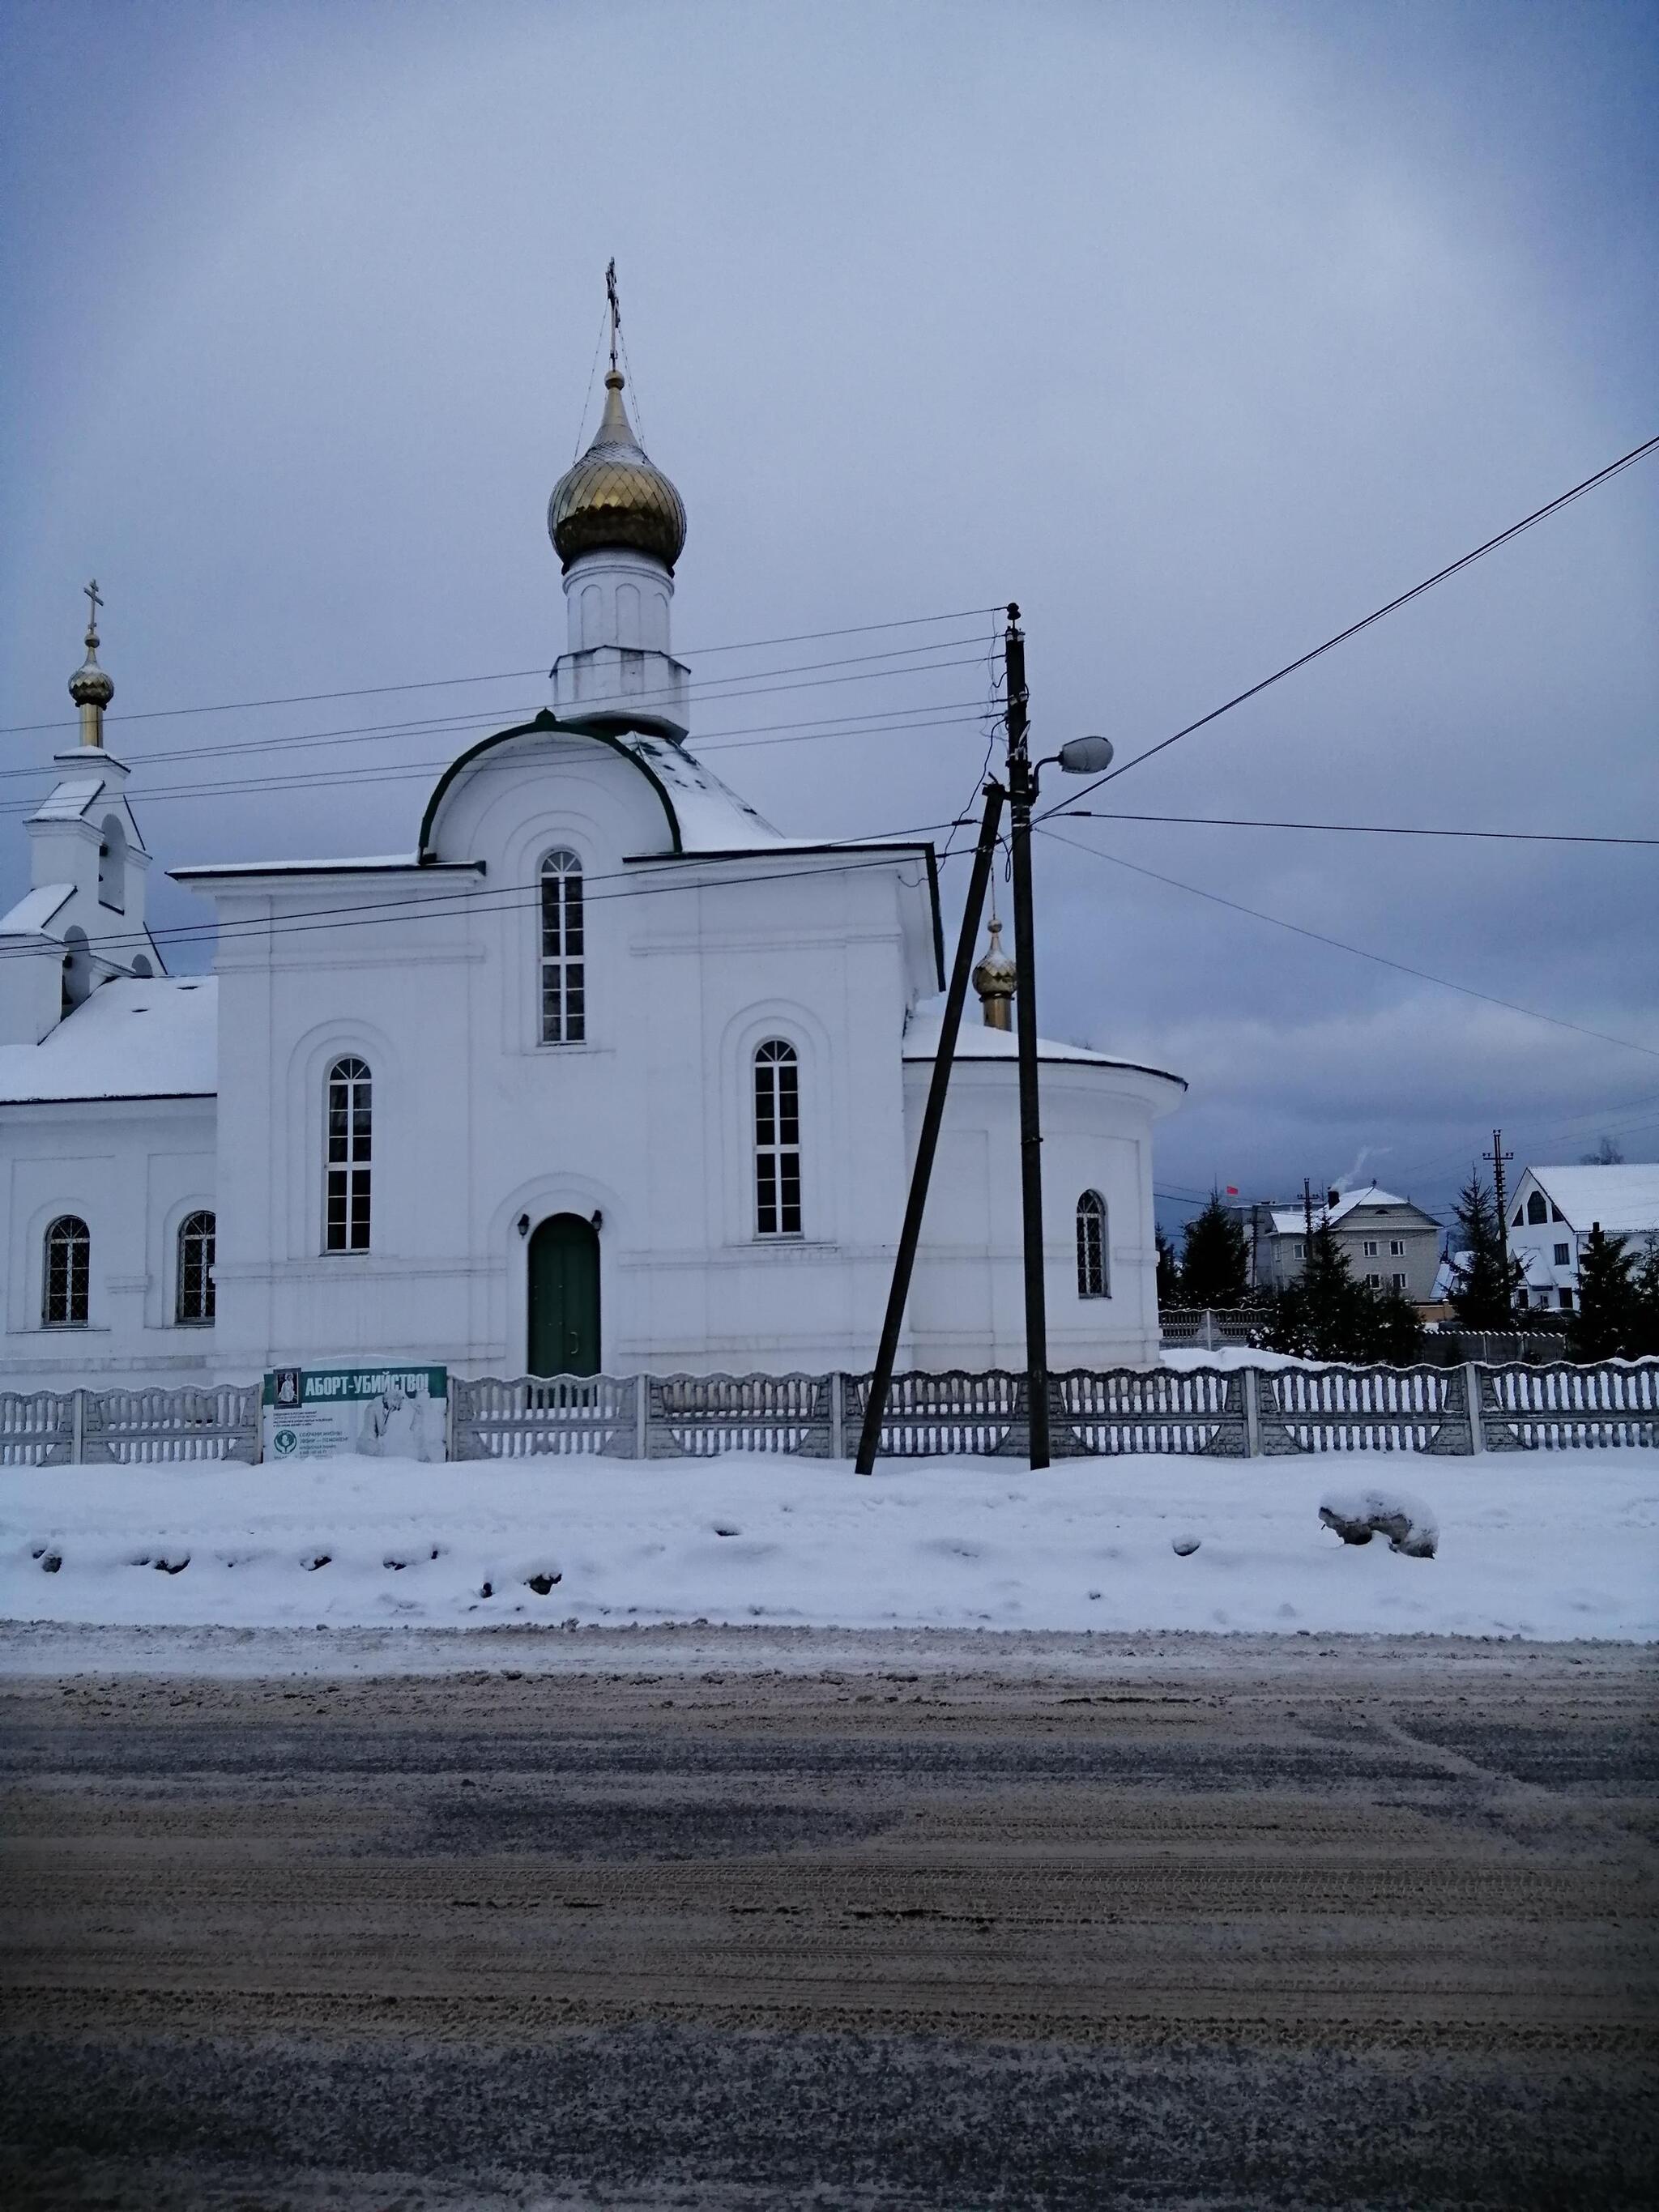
[2,1362,1655,1466]
[1260,1366,1470,1457]
[1478,1362,1659,1451]
[0,1384,258,1468]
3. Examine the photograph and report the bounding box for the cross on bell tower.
[68,578,114,746]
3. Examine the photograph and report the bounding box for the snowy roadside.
[2,1447,1655,1647]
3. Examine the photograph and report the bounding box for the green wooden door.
[527,1213,601,1376]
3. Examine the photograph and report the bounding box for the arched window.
[43,1216,90,1327]
[98,815,126,911]
[177,1210,215,1324]
[1526,1192,1548,1225]
[325,1057,372,1252]
[61,925,90,1015]
[539,850,585,1044]
[1077,1190,1108,1297]
[754,1041,802,1237]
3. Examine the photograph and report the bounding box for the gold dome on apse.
[973,915,1017,1028]
[548,371,688,573]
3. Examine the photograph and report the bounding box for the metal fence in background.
[2,1362,1655,1466]
[1159,1306,1578,1368]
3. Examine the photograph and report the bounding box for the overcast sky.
[3,0,1655,1234]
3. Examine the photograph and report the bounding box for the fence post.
[1201,1309,1218,1351]
[1465,1362,1485,1455]
[1243,1367,1261,1457]
[634,1373,650,1460]
[70,1387,87,1464]
[829,1370,845,1460]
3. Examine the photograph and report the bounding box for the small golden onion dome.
[548,370,687,573]
[972,915,1017,1029]
[68,622,113,710]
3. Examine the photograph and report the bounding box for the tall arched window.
[43,1216,90,1327]
[98,814,126,911]
[540,850,585,1044]
[325,1057,372,1252]
[61,925,90,1015]
[177,1210,216,1324]
[1526,1192,1548,1225]
[1077,1190,1108,1298]
[754,1041,802,1237]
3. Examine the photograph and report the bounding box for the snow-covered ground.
[3,1447,1655,1643]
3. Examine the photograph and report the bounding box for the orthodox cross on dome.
[69,577,113,741]
[605,258,621,376]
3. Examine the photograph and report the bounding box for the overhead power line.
[1037,823,1659,1063]
[1041,428,1659,820]
[0,639,993,790]
[0,688,996,789]
[0,708,995,818]
[0,603,1004,738]
[1056,808,1659,850]
[0,831,970,967]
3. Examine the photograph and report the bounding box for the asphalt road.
[1,1632,1655,2209]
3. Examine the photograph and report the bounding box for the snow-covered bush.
[1319,1485,1438,1558]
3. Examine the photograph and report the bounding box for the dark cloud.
[2,0,1654,1228]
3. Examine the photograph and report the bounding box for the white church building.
[0,355,1184,1391]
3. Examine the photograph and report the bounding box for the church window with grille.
[540,850,585,1043]
[754,1041,801,1236]
[177,1210,216,1324]
[1077,1190,1108,1297]
[325,1057,372,1252]
[43,1216,90,1327]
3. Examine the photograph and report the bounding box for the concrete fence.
[1159,1306,1577,1367]
[2,1362,1654,1466]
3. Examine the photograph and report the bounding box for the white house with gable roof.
[0,331,1185,1392]
[1504,1163,1659,1311]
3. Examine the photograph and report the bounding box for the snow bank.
[2,1449,1655,1642]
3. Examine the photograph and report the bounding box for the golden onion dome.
[548,370,687,573]
[68,623,113,710]
[972,915,1017,1029]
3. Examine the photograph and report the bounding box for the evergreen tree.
[1447,1168,1520,1327]
[1263,1214,1427,1363]
[1179,1191,1251,1310]
[1629,1236,1659,1360]
[1263,1217,1363,1359]
[1155,1224,1183,1310]
[1355,1280,1428,1365]
[1569,1225,1639,1361]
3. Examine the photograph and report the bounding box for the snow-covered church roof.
[902,1001,1185,1088]
[0,977,216,1103]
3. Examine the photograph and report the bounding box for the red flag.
[1225,1186,1239,1196]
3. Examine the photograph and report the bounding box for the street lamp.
[1002,628,1115,1468]
[855,605,1117,1476]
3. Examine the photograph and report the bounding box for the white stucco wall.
[2,727,1184,1387]
[0,1096,217,1388]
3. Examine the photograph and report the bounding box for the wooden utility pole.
[1484,1129,1514,1307]
[1004,603,1051,1470]
[854,782,1007,1475]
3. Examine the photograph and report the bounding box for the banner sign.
[262,1365,448,1464]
